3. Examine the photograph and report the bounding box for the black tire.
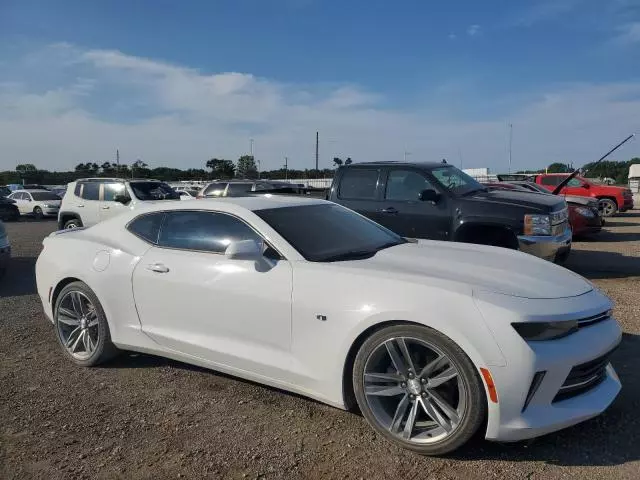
[352,324,486,456]
[53,281,119,367]
[598,198,617,217]
[63,218,82,229]
[33,206,44,219]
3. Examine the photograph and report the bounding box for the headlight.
[523,214,551,235]
[575,206,595,218]
[512,320,578,341]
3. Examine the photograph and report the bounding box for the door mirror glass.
[419,189,440,203]
[225,239,263,260]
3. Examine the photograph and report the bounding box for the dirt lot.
[1,214,639,480]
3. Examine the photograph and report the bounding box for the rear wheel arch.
[59,212,83,229]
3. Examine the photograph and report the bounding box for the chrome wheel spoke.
[402,399,419,440]
[365,384,405,396]
[421,396,453,432]
[58,314,80,327]
[428,366,458,388]
[58,306,79,321]
[70,330,85,353]
[385,338,415,376]
[70,292,85,318]
[427,389,460,426]
[65,327,82,347]
[365,372,403,383]
[419,354,447,379]
[389,394,410,434]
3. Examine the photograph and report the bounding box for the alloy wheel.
[363,336,467,444]
[56,291,100,360]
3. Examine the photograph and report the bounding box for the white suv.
[58,178,180,229]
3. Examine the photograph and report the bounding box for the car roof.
[133,195,327,215]
[13,189,51,193]
[346,161,450,169]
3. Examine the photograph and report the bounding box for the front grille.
[553,350,614,403]
[576,310,611,328]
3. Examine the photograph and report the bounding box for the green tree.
[16,164,37,175]
[546,162,570,173]
[236,155,258,179]
[206,158,235,179]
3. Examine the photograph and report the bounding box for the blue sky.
[1,0,639,172]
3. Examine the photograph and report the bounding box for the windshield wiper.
[319,250,378,262]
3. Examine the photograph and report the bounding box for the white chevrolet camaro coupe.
[35,196,622,455]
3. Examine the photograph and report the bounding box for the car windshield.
[0,187,10,197]
[255,203,406,262]
[31,192,61,201]
[430,166,486,196]
[130,182,179,201]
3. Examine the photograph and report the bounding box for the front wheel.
[63,218,82,229]
[598,198,617,217]
[352,324,486,455]
[33,206,44,219]
[54,281,118,367]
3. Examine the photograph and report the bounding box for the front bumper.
[517,225,572,262]
[474,288,622,443]
[621,198,634,211]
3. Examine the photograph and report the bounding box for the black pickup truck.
[324,161,572,262]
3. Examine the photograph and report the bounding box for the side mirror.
[582,183,590,189]
[113,194,131,205]
[419,189,440,203]
[225,239,263,260]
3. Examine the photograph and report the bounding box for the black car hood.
[461,189,566,213]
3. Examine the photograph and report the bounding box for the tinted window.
[541,176,562,186]
[226,183,253,196]
[130,182,179,201]
[104,182,128,201]
[158,211,261,253]
[74,183,82,197]
[81,182,100,200]
[31,192,61,201]
[385,170,434,201]
[338,169,379,199]
[0,187,10,197]
[255,204,405,262]
[127,213,164,244]
[203,183,227,196]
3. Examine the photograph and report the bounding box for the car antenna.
[552,133,636,195]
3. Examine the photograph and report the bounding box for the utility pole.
[508,123,513,173]
[284,157,288,180]
[116,149,120,168]
[403,150,411,162]
[315,131,319,173]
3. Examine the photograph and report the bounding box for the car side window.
[158,211,262,253]
[127,213,165,244]
[385,170,434,201]
[338,169,379,200]
[74,183,82,197]
[541,176,562,186]
[103,182,128,201]
[226,183,253,196]
[203,183,227,196]
[81,182,100,200]
[567,178,582,187]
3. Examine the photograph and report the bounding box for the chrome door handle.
[381,207,398,214]
[146,263,170,273]
[102,206,110,210]
[76,204,85,208]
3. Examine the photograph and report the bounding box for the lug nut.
[408,372,414,379]
[401,383,407,388]
[421,392,427,397]
[421,378,426,384]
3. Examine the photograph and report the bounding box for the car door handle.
[76,204,85,208]
[102,205,110,210]
[381,207,398,214]
[146,263,170,273]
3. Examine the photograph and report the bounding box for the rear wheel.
[63,218,82,229]
[598,198,617,217]
[54,281,118,366]
[352,324,486,455]
[33,206,44,219]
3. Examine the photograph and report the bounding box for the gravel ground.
[1,213,639,480]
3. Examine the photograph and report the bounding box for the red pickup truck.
[500,174,634,217]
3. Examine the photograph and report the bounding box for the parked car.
[0,186,12,198]
[497,180,603,237]
[0,220,10,278]
[7,189,61,219]
[326,162,572,263]
[36,197,621,455]
[58,178,180,229]
[197,180,292,198]
[0,196,20,222]
[175,189,199,200]
[499,173,634,217]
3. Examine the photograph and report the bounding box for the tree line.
[2,156,637,186]
[0,155,340,185]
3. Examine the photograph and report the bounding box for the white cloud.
[0,43,638,173]
[448,33,457,40]
[508,0,585,27]
[612,21,640,44]
[467,25,481,37]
